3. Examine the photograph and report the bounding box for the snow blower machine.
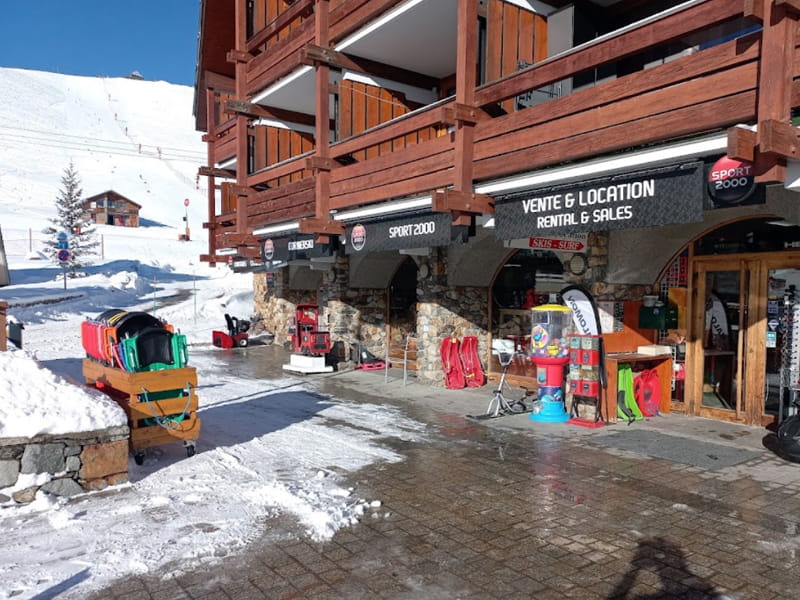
[212,313,251,348]
[283,303,333,374]
[80,309,200,464]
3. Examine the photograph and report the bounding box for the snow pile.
[0,347,126,438]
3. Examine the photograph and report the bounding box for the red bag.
[634,369,660,417]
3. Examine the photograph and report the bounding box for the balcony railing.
[208,0,781,259]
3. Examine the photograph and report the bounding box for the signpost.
[57,248,70,289]
[182,198,191,241]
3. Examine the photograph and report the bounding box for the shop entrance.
[690,254,800,425]
[387,257,418,369]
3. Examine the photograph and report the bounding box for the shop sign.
[705,155,760,208]
[528,233,587,253]
[344,211,468,254]
[494,161,704,239]
[260,234,335,264]
[230,258,264,273]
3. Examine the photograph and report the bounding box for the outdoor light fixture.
[253,222,300,236]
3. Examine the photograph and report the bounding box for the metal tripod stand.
[485,350,527,417]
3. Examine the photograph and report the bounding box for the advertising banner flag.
[561,284,606,389]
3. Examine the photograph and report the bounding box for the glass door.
[691,254,800,425]
[692,260,748,420]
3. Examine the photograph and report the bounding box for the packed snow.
[0,68,428,600]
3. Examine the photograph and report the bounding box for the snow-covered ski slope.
[0,67,207,234]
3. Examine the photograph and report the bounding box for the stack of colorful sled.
[81,309,200,464]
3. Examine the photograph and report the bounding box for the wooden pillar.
[729,0,799,182]
[314,0,332,237]
[298,0,343,241]
[754,0,795,181]
[432,0,493,225]
[454,0,478,192]
[234,0,251,235]
[205,87,218,264]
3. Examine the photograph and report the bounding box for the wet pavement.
[84,345,800,599]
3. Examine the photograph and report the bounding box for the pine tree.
[42,162,99,276]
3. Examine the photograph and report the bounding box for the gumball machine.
[529,304,573,423]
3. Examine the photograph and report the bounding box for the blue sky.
[0,1,200,86]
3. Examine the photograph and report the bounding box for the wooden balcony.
[203,0,796,263]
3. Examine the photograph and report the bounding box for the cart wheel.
[186,443,196,458]
[134,452,145,466]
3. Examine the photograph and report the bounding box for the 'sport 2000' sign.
[345,211,467,254]
[494,161,704,239]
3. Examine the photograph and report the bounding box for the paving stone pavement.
[81,348,800,599]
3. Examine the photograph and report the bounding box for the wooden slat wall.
[337,80,440,161]
[485,0,546,113]
[250,0,309,53]
[250,125,314,186]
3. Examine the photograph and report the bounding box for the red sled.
[440,337,466,389]
[356,361,387,371]
[460,335,485,388]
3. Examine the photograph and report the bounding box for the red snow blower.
[212,314,251,348]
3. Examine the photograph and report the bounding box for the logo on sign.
[708,156,755,206]
[351,224,366,252]
[768,318,780,331]
[262,239,274,260]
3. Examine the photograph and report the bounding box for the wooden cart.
[83,359,201,464]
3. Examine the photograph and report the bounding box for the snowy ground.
[0,225,428,600]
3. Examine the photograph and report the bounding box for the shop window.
[489,250,565,379]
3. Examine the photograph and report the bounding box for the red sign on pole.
[184,198,190,207]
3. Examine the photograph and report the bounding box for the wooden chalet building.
[83,190,141,227]
[195,0,800,428]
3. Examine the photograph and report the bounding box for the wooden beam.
[441,104,489,126]
[759,119,800,157]
[298,217,344,235]
[230,184,252,196]
[305,156,336,171]
[301,44,439,90]
[226,49,251,64]
[198,166,236,178]
[727,125,757,162]
[744,0,765,20]
[432,190,494,214]
[221,233,260,246]
[225,99,317,128]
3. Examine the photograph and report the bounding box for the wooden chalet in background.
[82,190,141,227]
[193,0,800,264]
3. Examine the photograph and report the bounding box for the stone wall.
[416,249,489,384]
[0,426,130,504]
[253,270,317,347]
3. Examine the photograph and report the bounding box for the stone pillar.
[252,269,312,347]
[416,248,490,385]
